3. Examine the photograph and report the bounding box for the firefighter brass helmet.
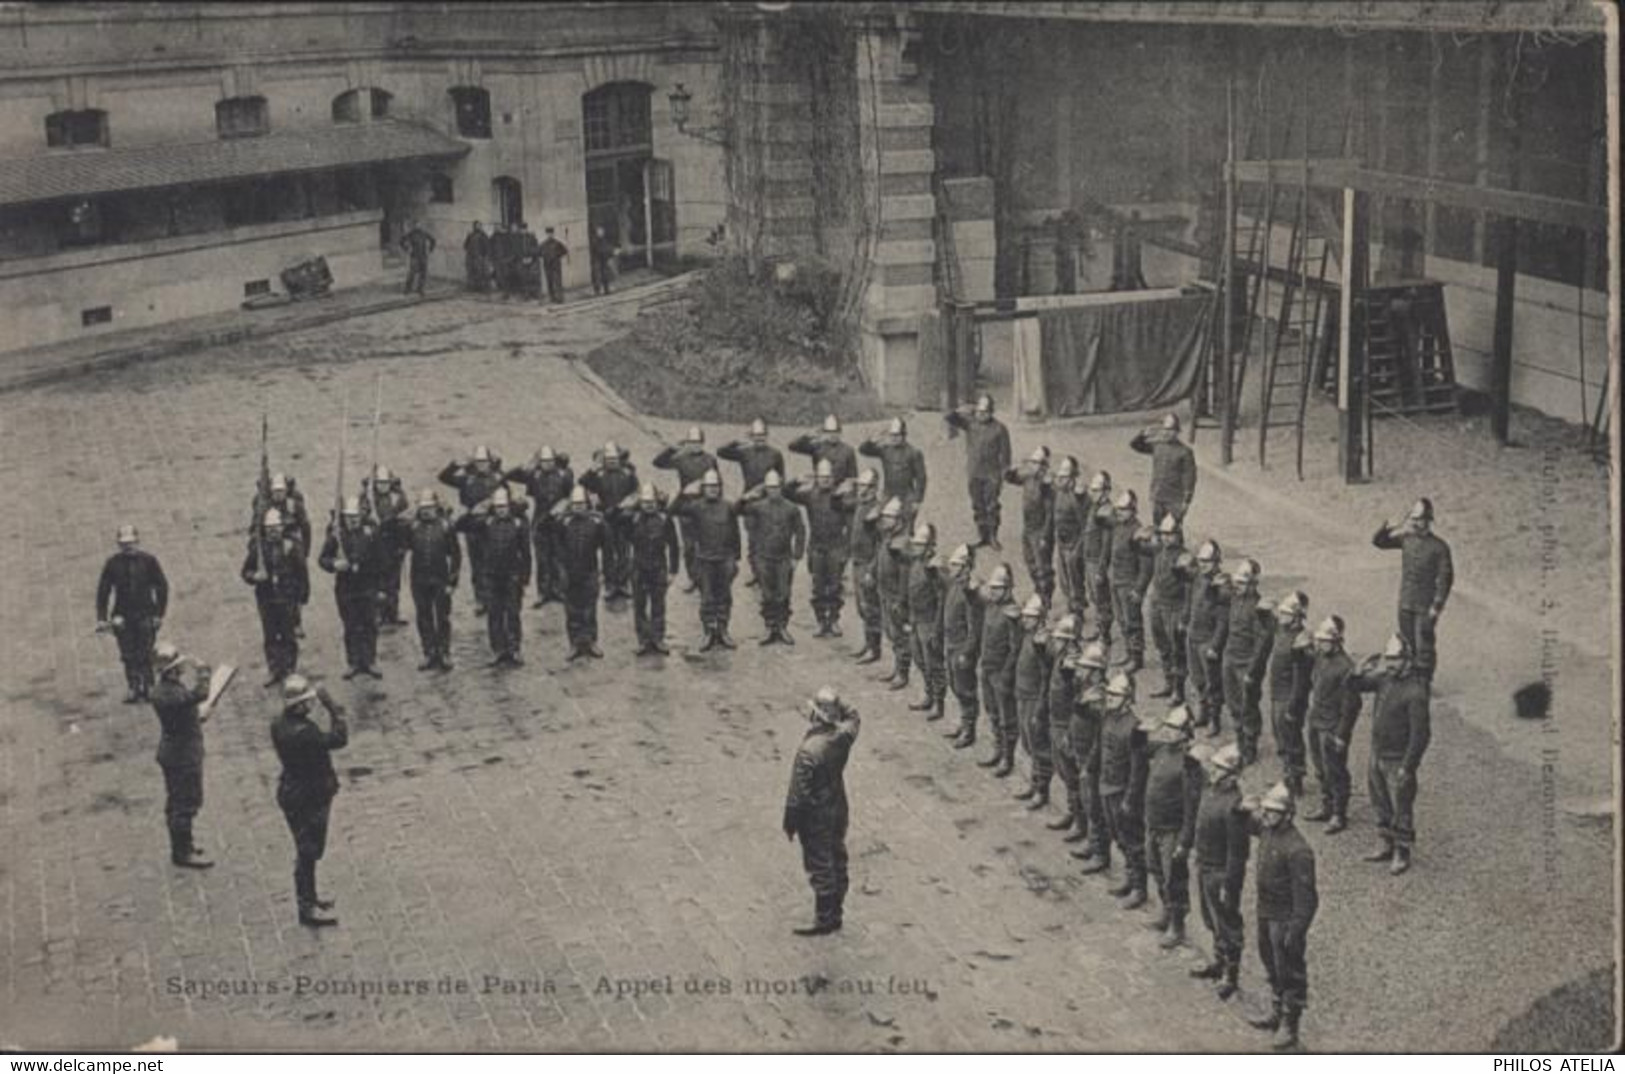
[814,459,834,483]
[116,523,140,545]
[684,426,705,445]
[1313,615,1345,644]
[888,416,907,438]
[282,674,317,706]
[1157,514,1180,536]
[1052,614,1080,642]
[749,418,768,439]
[822,414,841,434]
[1209,743,1243,775]
[341,496,361,517]
[152,641,184,675]
[857,467,879,489]
[947,544,974,572]
[1113,489,1138,513]
[1021,594,1045,619]
[569,485,589,509]
[1234,558,1261,587]
[763,470,783,490]
[1088,470,1112,495]
[880,497,904,520]
[910,521,936,547]
[986,563,1014,593]
[1078,641,1108,669]
[701,469,722,490]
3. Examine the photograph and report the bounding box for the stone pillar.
[855,15,939,406]
[728,16,819,266]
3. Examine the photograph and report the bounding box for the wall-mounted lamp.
[668,83,729,147]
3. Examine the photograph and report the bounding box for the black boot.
[1077,848,1112,873]
[1389,845,1412,875]
[1159,911,1187,949]
[1014,781,1039,801]
[977,742,1002,768]
[1190,956,1225,980]
[908,694,934,712]
[887,667,911,692]
[925,698,946,722]
[1119,877,1148,911]
[170,828,213,869]
[1024,778,1051,811]
[1107,873,1135,898]
[1303,801,1333,823]
[716,628,736,650]
[1144,904,1172,932]
[852,637,878,662]
[1272,1007,1301,1050]
[698,630,718,654]
[1324,813,1348,835]
[792,894,840,937]
[1062,813,1089,844]
[1046,808,1077,832]
[992,742,1015,779]
[1363,837,1396,863]
[1216,958,1241,1000]
[952,723,977,749]
[1248,998,1282,1032]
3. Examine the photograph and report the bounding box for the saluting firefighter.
[97,524,169,703]
[845,469,886,664]
[148,642,214,869]
[1067,642,1112,866]
[858,417,928,529]
[360,465,411,628]
[974,564,1021,779]
[406,489,460,671]
[438,445,506,615]
[271,675,348,929]
[783,686,861,937]
[505,446,574,608]
[670,468,744,652]
[1147,515,1191,702]
[1089,671,1150,911]
[1143,704,1202,950]
[1129,412,1198,526]
[624,483,679,656]
[579,441,639,600]
[252,473,311,639]
[941,544,986,749]
[1242,781,1320,1050]
[1372,497,1454,683]
[945,393,1012,550]
[1186,541,1229,735]
[1044,615,1085,840]
[784,459,851,638]
[788,414,859,487]
[719,418,786,590]
[1189,743,1249,1001]
[903,522,948,721]
[318,497,385,681]
[556,485,608,661]
[242,507,310,686]
[739,470,807,645]
[1078,471,1115,645]
[1005,446,1056,607]
[480,488,531,667]
[873,497,914,690]
[1266,592,1314,798]
[1051,456,1089,619]
[1304,615,1362,834]
[1220,560,1274,766]
[654,427,719,594]
[1349,634,1432,875]
[1105,490,1156,674]
[1012,595,1055,809]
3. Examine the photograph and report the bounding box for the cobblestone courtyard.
[0,291,1614,1051]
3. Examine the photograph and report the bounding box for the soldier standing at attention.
[362,466,411,628]
[654,427,718,594]
[1243,781,1320,1050]
[1148,515,1192,702]
[624,483,678,656]
[903,522,948,721]
[242,508,309,686]
[399,220,436,297]
[1143,705,1202,950]
[872,498,913,690]
[719,418,785,590]
[1220,560,1274,766]
[788,414,859,487]
[438,445,506,615]
[1051,457,1088,620]
[1129,413,1197,526]
[481,488,532,667]
[1349,635,1432,875]
[97,524,169,703]
[490,223,516,298]
[941,544,985,749]
[1187,540,1230,736]
[784,460,851,638]
[317,497,384,681]
[147,642,214,869]
[555,485,608,661]
[1044,615,1085,839]
[974,564,1021,779]
[1266,592,1314,797]
[406,489,460,671]
[1189,743,1250,1001]
[589,225,616,296]
[670,469,744,652]
[1371,498,1453,683]
[944,393,1011,550]
[858,418,928,529]
[845,469,885,664]
[1079,472,1115,647]
[1068,643,1112,867]
[254,473,312,639]
[1005,446,1056,607]
[783,686,861,937]
[739,470,806,645]
[271,675,348,928]
[579,441,639,600]
[1092,671,1149,910]
[538,226,569,304]
[506,446,575,608]
[1304,615,1362,834]
[1012,595,1055,809]
[1105,490,1156,674]
[463,221,490,292]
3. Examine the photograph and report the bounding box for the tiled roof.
[0,121,470,207]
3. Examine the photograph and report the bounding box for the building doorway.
[582,81,674,266]
[492,176,524,228]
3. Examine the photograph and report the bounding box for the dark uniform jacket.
[784,707,861,835]
[654,445,719,489]
[977,596,1020,675]
[717,441,784,491]
[1004,465,1054,538]
[272,708,348,807]
[400,228,436,261]
[1129,432,1198,511]
[242,535,309,604]
[876,534,910,603]
[1053,487,1087,553]
[580,463,639,519]
[944,577,985,660]
[437,462,506,511]
[253,492,313,552]
[785,481,850,551]
[848,497,883,568]
[1267,630,1313,716]
[481,515,532,586]
[1307,649,1362,739]
[97,549,170,621]
[858,439,928,505]
[1150,542,1191,610]
[670,495,743,560]
[1371,525,1455,613]
[1144,742,1202,839]
[628,509,680,573]
[741,495,806,562]
[1098,706,1148,799]
[1014,625,1052,700]
[150,670,208,768]
[1254,822,1318,927]
[1047,644,1079,723]
[1350,669,1431,768]
[1107,517,1155,591]
[407,516,462,588]
[1080,497,1113,565]
[1187,574,1230,648]
[318,523,383,595]
[1073,689,1106,769]
[1222,590,1274,675]
[505,461,576,519]
[945,413,1011,481]
[905,554,945,633]
[1194,779,1250,890]
[538,236,568,265]
[490,230,517,269]
[464,229,489,261]
[787,434,858,485]
[559,511,608,578]
[360,482,411,542]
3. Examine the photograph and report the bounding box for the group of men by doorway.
[460,222,620,303]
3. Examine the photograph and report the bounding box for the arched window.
[216,95,269,139]
[45,109,109,149]
[448,86,491,139]
[333,88,393,124]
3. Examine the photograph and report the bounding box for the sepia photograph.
[0,0,1618,1056]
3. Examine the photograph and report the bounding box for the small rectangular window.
[81,306,112,327]
[430,175,454,204]
[244,279,271,296]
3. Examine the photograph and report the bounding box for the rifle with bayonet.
[332,393,351,572]
[367,373,382,523]
[250,413,271,583]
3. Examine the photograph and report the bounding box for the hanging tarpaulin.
[1012,316,1045,418]
[1036,293,1208,417]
